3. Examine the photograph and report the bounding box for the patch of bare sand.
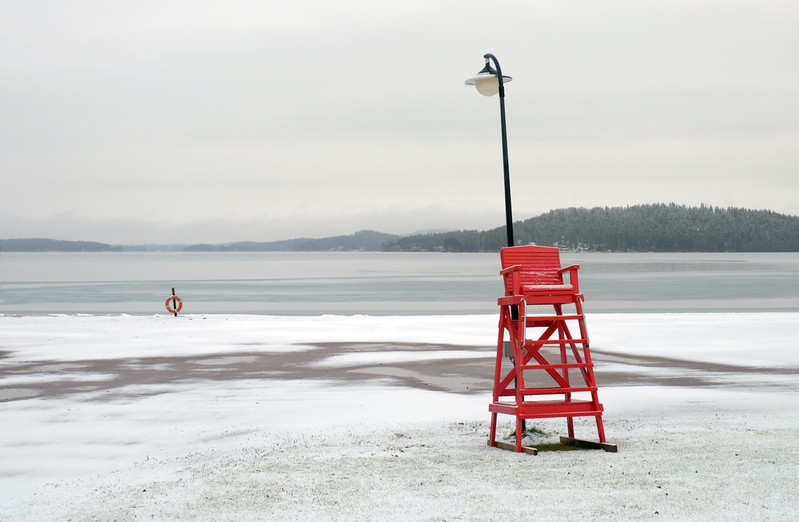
[2,343,796,402]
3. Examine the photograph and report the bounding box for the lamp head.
[465,60,512,96]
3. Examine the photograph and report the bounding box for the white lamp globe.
[474,75,500,96]
[465,64,512,97]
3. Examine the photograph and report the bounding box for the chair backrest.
[500,246,564,295]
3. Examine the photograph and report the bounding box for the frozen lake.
[2,251,798,315]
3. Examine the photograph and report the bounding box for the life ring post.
[166,288,183,316]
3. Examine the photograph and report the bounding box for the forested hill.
[385,204,799,252]
[4,205,798,253]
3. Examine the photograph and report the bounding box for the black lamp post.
[467,56,523,435]
[465,53,514,247]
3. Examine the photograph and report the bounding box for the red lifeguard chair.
[489,246,616,454]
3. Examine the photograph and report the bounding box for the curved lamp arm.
[465,53,515,247]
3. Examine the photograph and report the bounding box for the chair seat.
[520,284,574,293]
[500,246,581,298]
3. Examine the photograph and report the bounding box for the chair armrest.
[500,264,522,276]
[557,264,580,293]
[557,264,580,274]
[500,265,522,295]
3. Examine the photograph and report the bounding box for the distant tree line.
[0,238,120,252]
[184,230,398,252]
[384,204,799,252]
[4,205,798,253]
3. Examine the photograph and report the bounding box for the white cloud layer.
[2,1,799,243]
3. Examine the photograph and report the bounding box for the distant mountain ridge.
[184,230,398,252]
[0,238,122,252]
[3,204,798,252]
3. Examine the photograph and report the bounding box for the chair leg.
[489,412,498,447]
[596,413,607,443]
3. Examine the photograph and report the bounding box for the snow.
[309,350,489,368]
[1,313,798,520]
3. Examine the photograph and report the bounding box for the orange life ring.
[165,295,183,314]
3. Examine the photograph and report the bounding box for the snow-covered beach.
[2,313,798,520]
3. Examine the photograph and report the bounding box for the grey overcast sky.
[2,1,798,244]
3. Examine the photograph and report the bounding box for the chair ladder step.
[518,362,593,371]
[497,387,597,397]
[525,314,583,322]
[490,399,603,416]
[523,339,588,347]
[518,386,597,395]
